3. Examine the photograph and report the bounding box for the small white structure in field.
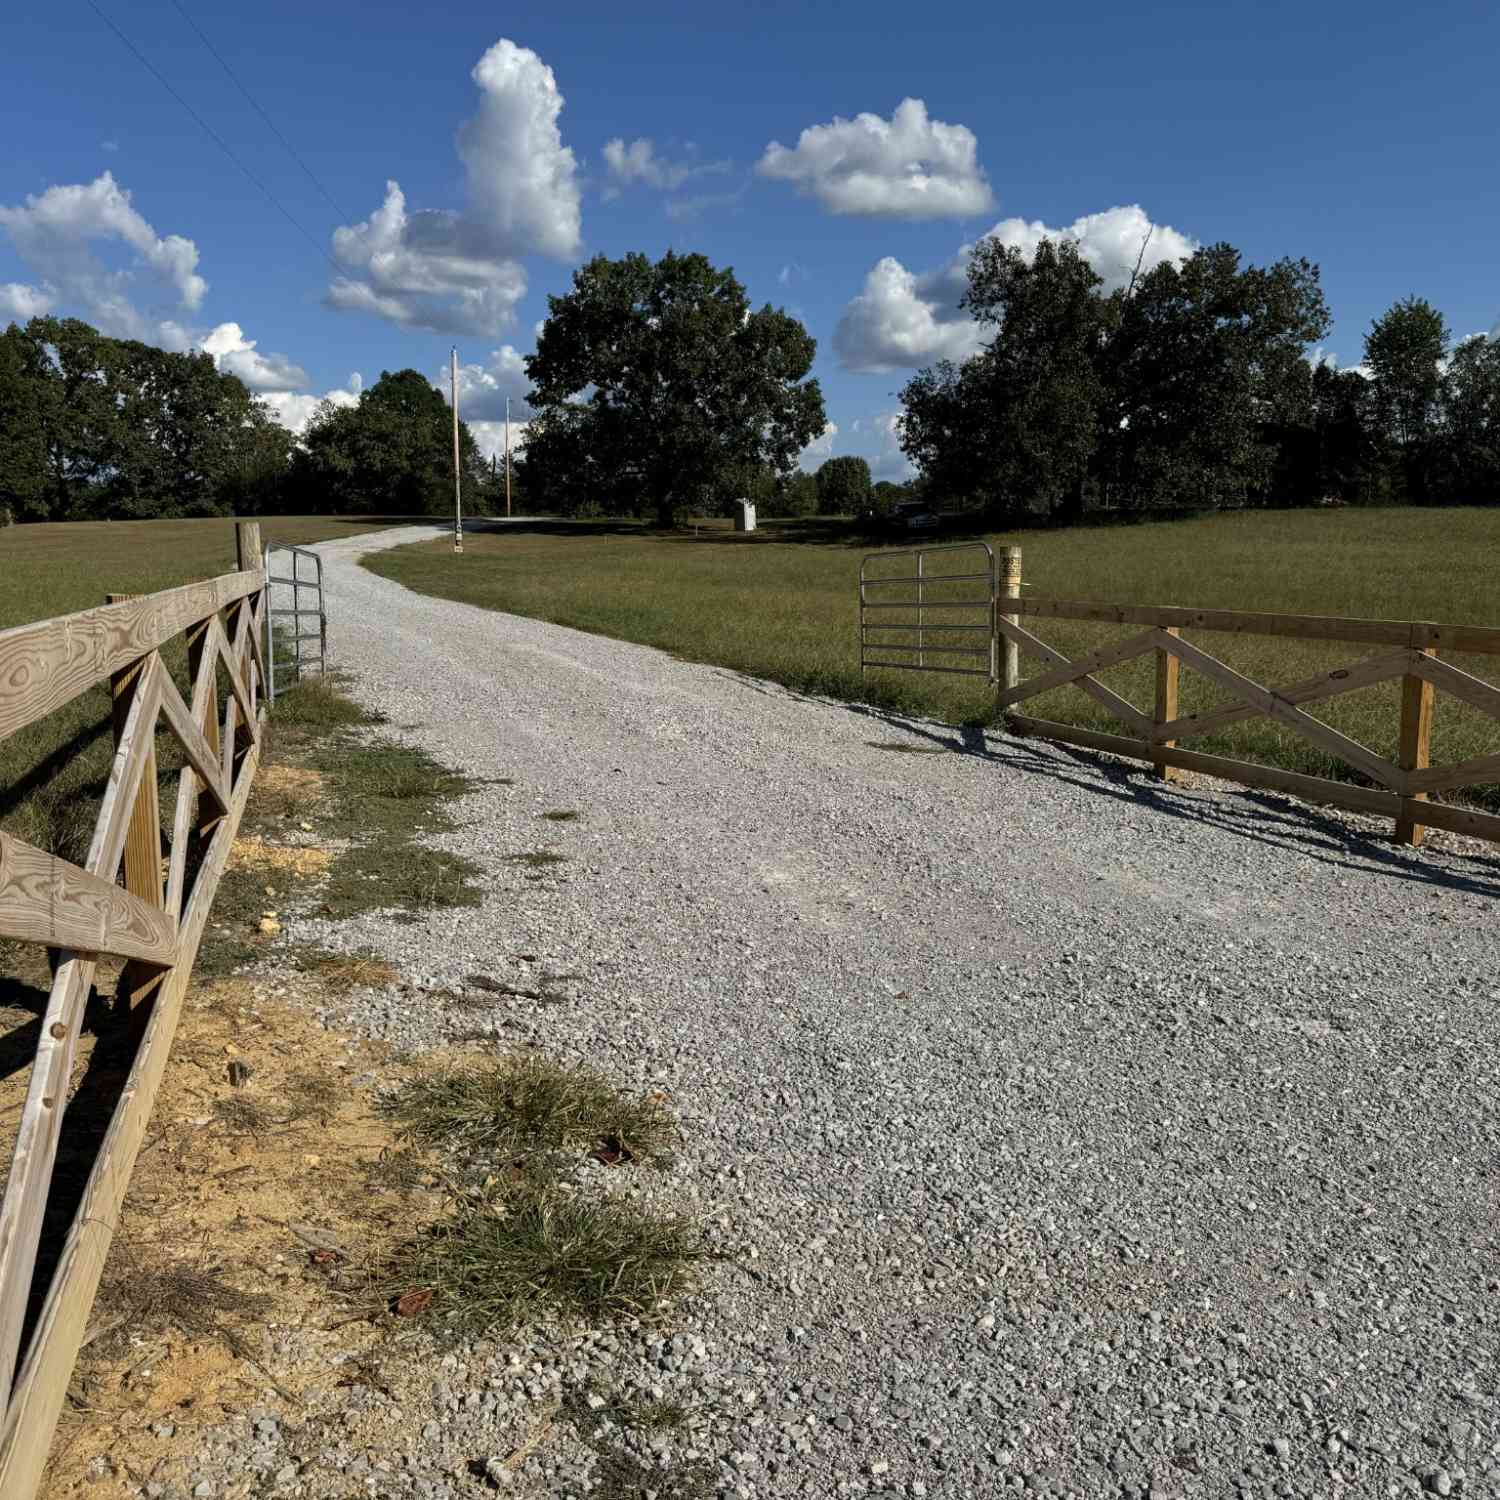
[733,499,757,532]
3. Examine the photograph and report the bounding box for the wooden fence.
[996,576,1500,849]
[0,522,268,1499]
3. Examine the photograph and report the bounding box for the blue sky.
[3,0,1497,477]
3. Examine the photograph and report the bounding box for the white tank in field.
[733,499,757,532]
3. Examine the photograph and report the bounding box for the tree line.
[6,242,1495,530]
[898,239,1500,521]
[0,316,501,523]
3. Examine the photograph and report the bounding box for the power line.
[85,0,347,278]
[166,0,353,225]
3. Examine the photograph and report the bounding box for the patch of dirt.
[40,979,445,1500]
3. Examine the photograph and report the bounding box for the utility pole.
[505,396,512,518]
[450,347,463,553]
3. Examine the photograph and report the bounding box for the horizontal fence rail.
[0,522,269,1499]
[860,544,1500,852]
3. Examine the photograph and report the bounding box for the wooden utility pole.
[451,348,463,553]
[505,396,512,518]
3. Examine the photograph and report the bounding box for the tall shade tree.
[903,238,1109,520]
[291,368,488,516]
[523,251,826,526]
[1434,335,1500,503]
[1101,247,1330,511]
[900,240,1329,518]
[814,455,872,514]
[1363,297,1449,504]
[0,316,293,519]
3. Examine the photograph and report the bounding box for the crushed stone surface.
[190,524,1500,1499]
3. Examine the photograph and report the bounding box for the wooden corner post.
[999,546,1022,693]
[1395,647,1436,846]
[1153,626,1182,782]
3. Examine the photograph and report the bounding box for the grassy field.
[365,508,1500,809]
[0,516,402,863]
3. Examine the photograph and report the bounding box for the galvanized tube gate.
[263,543,327,701]
[860,541,998,683]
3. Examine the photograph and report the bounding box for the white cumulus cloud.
[200,321,309,392]
[438,343,533,423]
[601,138,731,199]
[260,374,363,436]
[757,98,992,220]
[329,39,581,336]
[0,171,206,342]
[0,283,53,321]
[798,421,838,471]
[835,204,1197,373]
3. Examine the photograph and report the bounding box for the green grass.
[389,1183,707,1338]
[0,516,399,864]
[383,1054,675,1169]
[364,509,1500,810]
[382,1055,703,1339]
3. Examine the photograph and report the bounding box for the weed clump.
[390,1184,704,1336]
[383,1054,673,1166]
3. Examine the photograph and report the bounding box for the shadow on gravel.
[839,701,1500,900]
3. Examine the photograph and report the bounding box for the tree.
[772,470,819,517]
[1099,246,1329,512]
[1363,297,1448,502]
[0,322,57,521]
[1365,298,1448,450]
[0,316,295,520]
[292,369,488,516]
[524,251,825,526]
[814,455,872,514]
[869,479,912,516]
[900,238,1331,519]
[1433,335,1500,503]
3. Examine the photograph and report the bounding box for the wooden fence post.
[999,546,1021,693]
[105,595,164,1010]
[1395,647,1436,846]
[1153,626,1181,783]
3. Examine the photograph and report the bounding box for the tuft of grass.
[382,1054,674,1166]
[213,1095,274,1135]
[97,1260,272,1340]
[540,809,583,822]
[271,675,379,730]
[386,1183,706,1336]
[294,946,400,988]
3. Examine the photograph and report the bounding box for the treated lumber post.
[231,521,264,747]
[999,546,1021,693]
[1395,647,1437,846]
[1153,626,1182,783]
[106,597,165,1012]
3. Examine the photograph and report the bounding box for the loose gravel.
[224,524,1499,1498]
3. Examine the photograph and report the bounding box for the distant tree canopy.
[814,455,872,514]
[0,316,293,521]
[520,250,826,525]
[289,369,489,516]
[899,238,1500,518]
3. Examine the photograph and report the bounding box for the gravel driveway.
[288,524,1500,1499]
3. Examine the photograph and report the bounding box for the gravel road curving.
[276,524,1500,1498]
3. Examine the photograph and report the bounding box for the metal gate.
[264,543,327,701]
[860,541,997,683]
